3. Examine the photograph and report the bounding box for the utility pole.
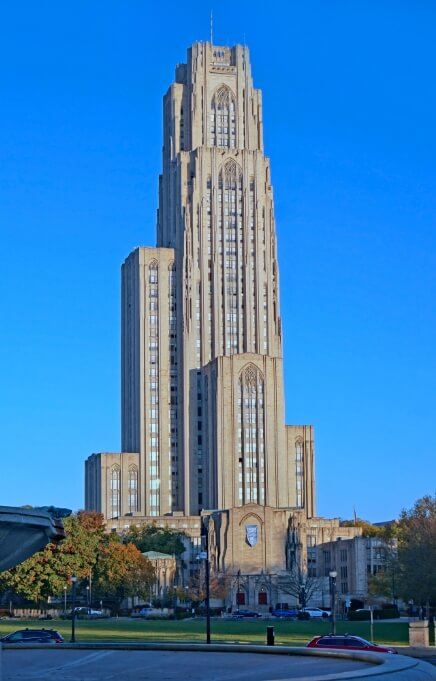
[89,570,92,610]
[70,576,77,643]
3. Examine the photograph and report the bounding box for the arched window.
[237,365,265,504]
[295,440,304,508]
[128,465,138,513]
[110,466,121,519]
[218,160,243,354]
[210,86,236,148]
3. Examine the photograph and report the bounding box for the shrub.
[376,608,399,619]
[297,611,310,620]
[348,609,371,621]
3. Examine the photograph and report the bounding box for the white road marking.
[9,651,114,679]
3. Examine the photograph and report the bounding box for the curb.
[2,642,436,679]
[394,646,436,659]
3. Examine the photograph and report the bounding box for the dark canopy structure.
[0,506,67,572]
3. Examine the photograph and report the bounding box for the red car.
[307,634,397,654]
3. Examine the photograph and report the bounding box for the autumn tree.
[181,571,231,605]
[93,538,155,612]
[0,511,105,603]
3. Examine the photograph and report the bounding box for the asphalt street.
[1,649,370,680]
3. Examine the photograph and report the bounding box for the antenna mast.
[210,10,213,45]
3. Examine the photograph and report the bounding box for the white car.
[303,607,330,618]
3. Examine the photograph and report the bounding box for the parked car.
[86,609,105,619]
[348,607,400,621]
[137,607,154,618]
[232,609,261,619]
[302,607,329,618]
[0,628,64,644]
[271,608,299,618]
[64,607,106,620]
[307,634,397,654]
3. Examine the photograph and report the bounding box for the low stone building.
[312,535,397,609]
[142,551,177,600]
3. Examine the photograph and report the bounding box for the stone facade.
[85,41,362,607]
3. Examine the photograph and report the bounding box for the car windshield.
[7,632,24,641]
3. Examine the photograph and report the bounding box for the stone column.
[409,621,429,647]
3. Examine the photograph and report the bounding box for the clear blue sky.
[1,1,435,521]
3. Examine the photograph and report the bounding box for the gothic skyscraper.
[85,44,348,599]
[113,42,315,520]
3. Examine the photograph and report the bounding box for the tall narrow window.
[128,465,138,513]
[110,465,121,519]
[148,261,160,516]
[295,440,304,508]
[168,262,178,509]
[218,160,243,354]
[210,86,236,148]
[238,364,265,504]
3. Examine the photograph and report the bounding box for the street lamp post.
[70,576,78,643]
[236,569,241,610]
[300,581,307,610]
[201,517,211,644]
[86,585,90,614]
[63,585,67,614]
[329,571,337,635]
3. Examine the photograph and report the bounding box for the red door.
[236,592,245,605]
[258,591,268,605]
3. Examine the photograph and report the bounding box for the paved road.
[1,649,369,680]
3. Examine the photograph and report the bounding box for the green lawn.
[0,618,409,646]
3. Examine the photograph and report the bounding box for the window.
[345,638,366,649]
[238,364,265,504]
[295,441,304,508]
[209,85,236,149]
[218,160,244,355]
[110,466,121,519]
[128,466,138,513]
[148,261,160,515]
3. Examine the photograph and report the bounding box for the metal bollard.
[266,625,275,646]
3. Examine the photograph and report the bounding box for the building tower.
[85,43,366,608]
[86,42,315,526]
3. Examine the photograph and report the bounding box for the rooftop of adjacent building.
[142,550,175,560]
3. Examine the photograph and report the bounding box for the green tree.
[124,524,185,557]
[340,518,383,538]
[0,511,105,603]
[396,495,436,606]
[93,538,155,612]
